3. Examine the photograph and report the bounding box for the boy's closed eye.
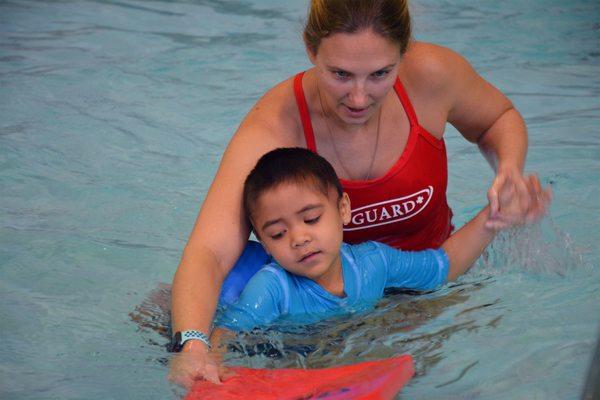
[268,230,285,240]
[305,215,321,224]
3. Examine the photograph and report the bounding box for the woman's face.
[309,29,401,126]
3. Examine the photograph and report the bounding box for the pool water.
[1,0,598,399]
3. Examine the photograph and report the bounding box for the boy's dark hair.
[243,147,343,221]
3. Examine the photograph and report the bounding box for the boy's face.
[251,181,351,292]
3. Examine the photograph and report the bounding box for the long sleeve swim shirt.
[216,241,449,331]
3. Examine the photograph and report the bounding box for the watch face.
[170,331,182,352]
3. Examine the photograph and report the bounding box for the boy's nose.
[291,230,310,248]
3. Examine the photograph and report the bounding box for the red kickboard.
[185,354,414,400]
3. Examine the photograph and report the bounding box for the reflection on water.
[129,212,587,395]
[130,278,495,377]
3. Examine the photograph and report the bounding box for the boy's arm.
[215,267,285,332]
[374,205,494,290]
[442,205,495,281]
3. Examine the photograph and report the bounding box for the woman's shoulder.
[398,41,477,129]
[255,75,298,113]
[401,41,472,95]
[236,74,305,147]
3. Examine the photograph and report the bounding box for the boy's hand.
[486,168,552,230]
[168,340,231,389]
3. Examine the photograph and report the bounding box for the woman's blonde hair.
[303,0,411,55]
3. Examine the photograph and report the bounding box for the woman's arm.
[406,43,549,229]
[169,130,272,386]
[171,128,271,334]
[443,47,550,228]
[169,327,236,389]
[169,80,301,386]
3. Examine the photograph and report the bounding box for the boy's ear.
[339,192,352,225]
[255,234,271,256]
[249,220,270,255]
[259,240,271,256]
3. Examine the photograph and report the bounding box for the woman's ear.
[306,45,317,65]
[339,192,352,225]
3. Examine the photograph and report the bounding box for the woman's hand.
[168,340,228,389]
[486,166,552,230]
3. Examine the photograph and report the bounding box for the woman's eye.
[305,216,321,224]
[372,70,389,78]
[333,70,349,79]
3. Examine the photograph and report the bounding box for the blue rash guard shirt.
[216,241,449,331]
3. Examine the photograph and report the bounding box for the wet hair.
[243,147,343,223]
[303,0,411,55]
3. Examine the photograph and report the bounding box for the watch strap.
[181,330,211,349]
[170,329,211,352]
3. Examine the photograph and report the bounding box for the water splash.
[476,215,586,277]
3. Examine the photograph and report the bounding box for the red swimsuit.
[294,72,453,250]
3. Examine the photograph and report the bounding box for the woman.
[169,0,549,387]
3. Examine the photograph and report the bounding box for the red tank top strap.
[393,78,419,128]
[293,72,317,152]
[295,73,418,151]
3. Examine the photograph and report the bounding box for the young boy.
[208,147,499,335]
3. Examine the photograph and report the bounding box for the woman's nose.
[347,81,368,108]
